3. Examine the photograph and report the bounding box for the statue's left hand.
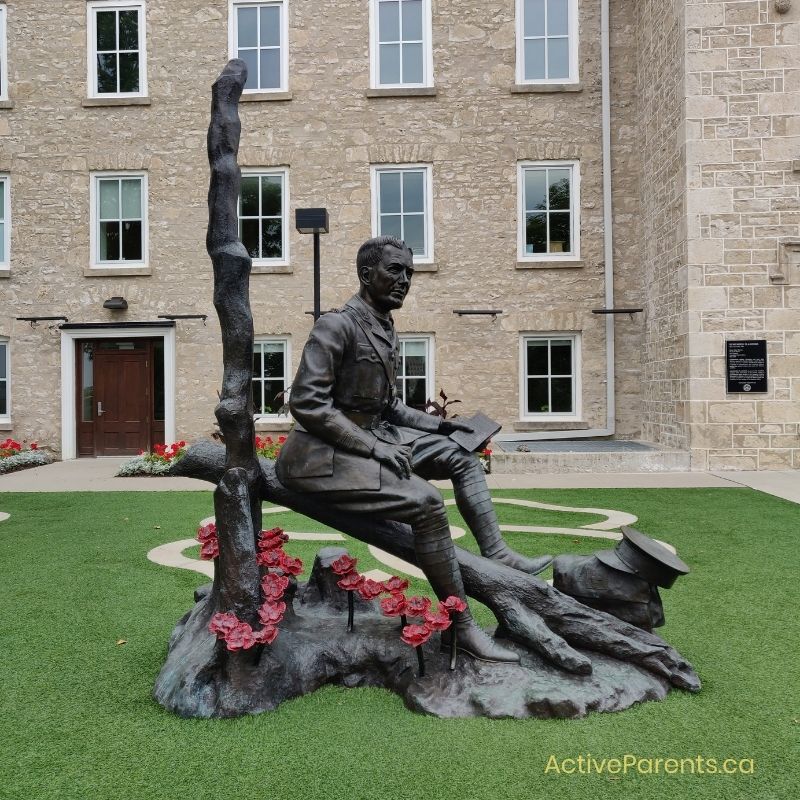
[438,419,474,435]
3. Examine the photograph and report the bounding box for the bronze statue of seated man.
[276,235,552,662]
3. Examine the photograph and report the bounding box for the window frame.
[228,0,289,94]
[0,176,9,270]
[370,163,434,264]
[86,0,148,99]
[519,333,581,421]
[89,171,149,269]
[0,338,8,422]
[515,0,579,86]
[239,167,290,267]
[517,160,580,262]
[252,336,291,419]
[0,4,8,102]
[369,0,434,89]
[396,334,434,410]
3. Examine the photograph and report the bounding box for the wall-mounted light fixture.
[103,296,128,310]
[295,208,330,321]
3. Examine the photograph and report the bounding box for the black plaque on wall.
[726,340,768,393]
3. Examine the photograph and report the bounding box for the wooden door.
[93,344,151,456]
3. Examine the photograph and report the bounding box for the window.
[518,161,579,260]
[0,176,8,269]
[0,339,8,421]
[397,335,433,410]
[230,1,288,93]
[371,165,433,262]
[0,4,8,101]
[516,0,578,84]
[521,334,580,418]
[87,2,147,98]
[91,173,148,267]
[371,0,432,88]
[239,169,288,264]
[253,338,290,416]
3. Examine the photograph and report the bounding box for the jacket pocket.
[278,430,335,478]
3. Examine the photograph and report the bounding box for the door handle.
[97,401,105,417]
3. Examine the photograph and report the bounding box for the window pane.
[379,43,401,84]
[0,344,6,379]
[406,378,427,409]
[401,42,423,83]
[96,10,117,50]
[240,177,260,216]
[549,212,571,252]
[252,380,264,413]
[121,220,142,260]
[524,0,545,37]
[261,219,282,258]
[263,380,284,412]
[403,214,425,256]
[379,1,400,41]
[524,169,547,211]
[380,214,402,240]
[118,10,139,50]
[153,340,165,421]
[379,172,402,214]
[121,179,142,219]
[0,184,4,218]
[260,48,281,89]
[99,181,120,220]
[527,378,549,413]
[0,224,4,262]
[241,219,260,258]
[0,384,5,416]
[548,170,571,209]
[402,171,425,213]
[402,340,426,359]
[237,7,258,48]
[527,341,548,375]
[260,5,281,47]
[551,378,573,412]
[100,221,121,260]
[525,213,547,253]
[402,0,423,40]
[550,340,572,375]
[252,347,263,378]
[524,38,545,81]
[82,346,94,422]
[404,355,426,377]
[263,349,284,378]
[240,48,259,90]
[119,53,140,92]
[548,37,570,80]
[547,0,569,36]
[261,176,282,217]
[97,54,118,93]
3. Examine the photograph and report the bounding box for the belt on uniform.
[341,410,381,429]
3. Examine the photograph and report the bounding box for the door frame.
[61,324,176,460]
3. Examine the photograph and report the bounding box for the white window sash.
[0,340,8,421]
[87,1,148,99]
[515,0,579,85]
[397,334,434,408]
[90,172,148,268]
[370,0,433,88]
[517,160,580,262]
[519,334,581,420]
[229,1,289,93]
[253,338,290,417]
[0,5,9,102]
[0,177,9,269]
[239,168,289,265]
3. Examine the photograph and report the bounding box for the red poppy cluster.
[0,439,37,458]
[142,441,187,463]
[255,435,288,460]
[208,526,303,652]
[196,522,219,560]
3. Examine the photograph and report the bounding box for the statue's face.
[362,244,414,312]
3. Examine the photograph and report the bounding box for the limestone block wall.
[684,0,800,469]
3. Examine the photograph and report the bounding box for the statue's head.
[356,236,414,312]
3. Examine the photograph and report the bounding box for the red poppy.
[208,611,239,636]
[382,576,409,594]
[278,436,287,443]
[401,623,433,648]
[438,596,467,616]
[178,441,186,448]
[258,600,286,625]
[197,522,217,542]
[279,554,304,576]
[30,442,39,450]
[337,573,364,592]
[256,548,284,568]
[357,578,384,601]
[261,573,289,600]
[423,611,452,631]
[200,539,219,560]
[405,596,432,617]
[253,625,279,645]
[331,554,358,575]
[380,594,407,617]
[224,621,257,651]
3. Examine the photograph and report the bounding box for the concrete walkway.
[0,456,797,503]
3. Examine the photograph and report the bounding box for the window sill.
[412,263,437,273]
[255,419,293,432]
[366,87,437,98]
[516,260,584,270]
[251,263,293,275]
[514,420,587,431]
[0,100,14,110]
[82,96,152,107]
[0,421,12,431]
[511,83,583,94]
[240,91,293,102]
[0,269,10,279]
[84,266,151,277]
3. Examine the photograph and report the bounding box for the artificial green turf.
[0,488,797,800]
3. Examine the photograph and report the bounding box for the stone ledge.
[84,266,152,277]
[240,91,293,102]
[0,422,12,431]
[516,260,584,269]
[255,420,292,432]
[513,420,590,431]
[0,269,10,279]
[412,263,437,272]
[366,87,437,98]
[0,100,14,110]
[511,83,583,94]
[251,264,293,275]
[82,97,151,107]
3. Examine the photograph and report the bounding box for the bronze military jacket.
[276,294,441,492]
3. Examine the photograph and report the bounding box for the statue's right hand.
[373,442,412,480]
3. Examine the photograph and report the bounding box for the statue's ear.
[358,265,371,285]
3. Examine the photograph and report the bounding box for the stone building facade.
[0,0,796,469]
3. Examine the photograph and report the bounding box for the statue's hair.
[356,236,412,277]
